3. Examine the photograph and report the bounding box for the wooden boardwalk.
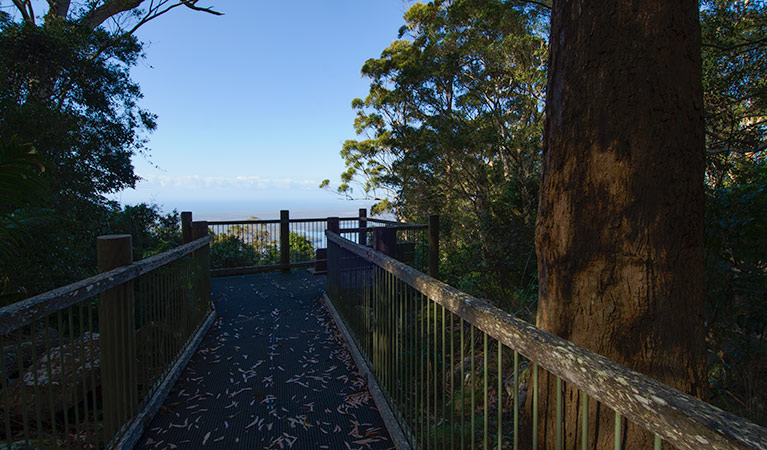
[135,271,394,449]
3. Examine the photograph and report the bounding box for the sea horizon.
[114,197,393,222]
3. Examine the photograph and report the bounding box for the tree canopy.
[0,0,220,297]
[323,0,548,307]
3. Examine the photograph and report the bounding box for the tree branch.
[82,0,222,32]
[707,141,767,156]
[179,0,222,16]
[83,0,145,30]
[45,0,71,19]
[516,0,551,11]
[12,0,33,23]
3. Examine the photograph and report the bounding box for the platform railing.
[0,226,213,449]
[207,209,436,277]
[325,230,767,450]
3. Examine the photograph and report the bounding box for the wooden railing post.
[97,234,137,442]
[192,221,211,306]
[358,208,367,245]
[280,210,290,273]
[429,214,440,279]
[181,211,193,243]
[327,217,340,235]
[374,226,396,257]
[326,217,340,299]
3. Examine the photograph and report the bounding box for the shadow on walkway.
[136,271,394,449]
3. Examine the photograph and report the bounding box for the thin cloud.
[137,175,318,191]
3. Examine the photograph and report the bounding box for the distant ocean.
[140,198,393,221]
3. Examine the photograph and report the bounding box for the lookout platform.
[135,272,393,449]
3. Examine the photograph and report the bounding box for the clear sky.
[109,1,413,219]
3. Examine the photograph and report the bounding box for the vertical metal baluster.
[372,266,377,380]
[57,312,69,444]
[556,376,562,450]
[382,268,387,395]
[376,267,382,384]
[44,322,55,435]
[581,392,589,450]
[1,337,11,446]
[484,333,488,450]
[418,291,423,447]
[461,318,465,450]
[152,270,160,394]
[450,312,455,450]
[402,283,407,428]
[532,363,538,450]
[78,303,89,445]
[471,325,475,450]
[498,344,503,450]
[68,308,81,447]
[387,270,392,399]
[30,321,42,440]
[433,299,438,450]
[514,350,519,450]
[614,412,621,450]
[393,274,397,410]
[88,300,100,448]
[442,304,446,450]
[15,331,28,443]
[393,274,398,413]
[426,293,430,450]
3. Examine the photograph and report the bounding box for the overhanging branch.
[707,141,767,156]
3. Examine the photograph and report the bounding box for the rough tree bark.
[529,1,707,449]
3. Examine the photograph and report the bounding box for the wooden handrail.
[326,231,767,450]
[339,224,428,233]
[207,217,360,226]
[0,236,209,335]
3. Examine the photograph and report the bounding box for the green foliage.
[699,0,767,424]
[0,15,161,297]
[289,232,315,262]
[210,230,315,269]
[0,200,181,300]
[0,19,154,200]
[701,0,767,185]
[0,137,49,261]
[705,159,767,424]
[105,203,182,260]
[328,0,548,311]
[210,234,259,269]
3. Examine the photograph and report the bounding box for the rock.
[2,328,59,380]
[6,332,100,421]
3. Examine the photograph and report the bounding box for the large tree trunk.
[530,1,706,449]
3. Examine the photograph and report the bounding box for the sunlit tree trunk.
[529,1,707,448]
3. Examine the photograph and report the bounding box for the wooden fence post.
[97,234,137,442]
[328,217,340,235]
[374,227,396,257]
[181,211,193,243]
[358,208,367,245]
[280,210,290,273]
[192,221,211,306]
[429,214,439,279]
[326,217,340,299]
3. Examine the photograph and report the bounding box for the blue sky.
[110,1,413,218]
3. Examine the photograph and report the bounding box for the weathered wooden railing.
[207,209,435,277]
[325,230,767,450]
[0,223,214,449]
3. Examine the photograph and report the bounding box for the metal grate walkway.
[135,271,394,449]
